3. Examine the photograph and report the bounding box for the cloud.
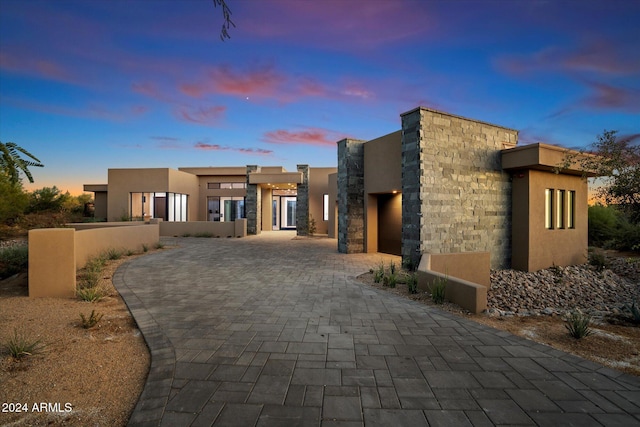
[581,81,640,113]
[495,40,640,77]
[0,51,76,84]
[174,105,226,124]
[262,127,347,147]
[194,142,273,156]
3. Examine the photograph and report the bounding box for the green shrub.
[79,310,104,329]
[308,214,317,235]
[406,273,418,294]
[125,249,135,256]
[588,205,640,251]
[389,261,396,275]
[429,276,447,304]
[0,174,29,224]
[623,300,640,324]
[76,285,107,302]
[142,243,149,252]
[373,263,384,283]
[0,245,28,279]
[589,250,609,272]
[384,272,397,288]
[565,309,593,339]
[105,248,122,260]
[402,258,415,272]
[155,241,165,249]
[2,328,43,359]
[194,232,214,238]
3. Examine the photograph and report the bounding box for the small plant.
[182,233,192,237]
[155,242,165,249]
[549,263,564,284]
[105,248,122,260]
[142,243,149,253]
[125,249,135,256]
[2,328,43,359]
[564,309,593,339]
[79,310,104,329]
[373,263,384,283]
[589,251,609,272]
[623,300,640,324]
[389,261,397,275]
[308,214,317,235]
[406,273,418,294]
[429,276,447,304]
[76,285,107,302]
[402,258,415,272]
[386,272,397,288]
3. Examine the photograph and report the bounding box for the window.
[323,194,329,221]
[220,182,246,189]
[557,190,565,229]
[207,183,220,189]
[567,191,575,228]
[545,189,553,229]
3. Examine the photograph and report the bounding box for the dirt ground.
[0,252,153,427]
[1,249,639,426]
[358,271,640,377]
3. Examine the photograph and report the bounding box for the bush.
[430,276,447,304]
[589,250,609,272]
[406,273,418,294]
[105,248,122,260]
[373,263,384,283]
[383,272,397,288]
[589,205,640,251]
[565,309,593,339]
[76,285,107,302]
[0,245,28,279]
[0,174,29,224]
[79,310,104,329]
[2,328,43,359]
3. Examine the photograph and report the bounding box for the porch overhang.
[248,172,303,185]
[501,143,597,177]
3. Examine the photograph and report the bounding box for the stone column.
[400,110,423,268]
[246,165,261,235]
[337,138,366,253]
[296,165,310,236]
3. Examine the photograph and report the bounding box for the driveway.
[114,231,640,426]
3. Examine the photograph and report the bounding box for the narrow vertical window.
[545,189,553,229]
[323,194,329,221]
[557,190,565,229]
[567,191,575,229]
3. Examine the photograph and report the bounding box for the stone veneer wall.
[246,165,261,235]
[337,139,366,253]
[401,108,517,269]
[296,165,310,236]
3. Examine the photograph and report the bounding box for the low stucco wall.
[417,252,490,314]
[28,224,159,298]
[68,221,146,230]
[159,219,247,238]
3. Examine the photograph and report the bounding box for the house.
[85,107,593,272]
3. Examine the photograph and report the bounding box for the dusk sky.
[1,0,638,195]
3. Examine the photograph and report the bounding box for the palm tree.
[0,141,44,185]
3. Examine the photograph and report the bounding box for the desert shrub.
[194,232,214,238]
[79,310,104,329]
[308,214,317,235]
[142,243,149,253]
[589,205,640,251]
[125,249,135,256]
[76,285,107,302]
[565,309,593,339]
[383,272,397,288]
[155,242,165,249]
[0,174,29,224]
[623,300,640,324]
[402,258,416,272]
[389,261,396,275]
[589,250,609,272]
[105,248,122,260]
[2,328,43,359]
[0,245,28,279]
[373,263,384,283]
[406,273,418,294]
[430,276,447,304]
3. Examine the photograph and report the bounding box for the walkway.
[114,232,640,426]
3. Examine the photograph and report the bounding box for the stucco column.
[296,165,310,236]
[337,138,366,253]
[246,165,261,235]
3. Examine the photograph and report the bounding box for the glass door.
[281,196,297,229]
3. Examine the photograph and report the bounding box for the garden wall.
[28,224,159,298]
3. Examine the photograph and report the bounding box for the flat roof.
[400,106,518,133]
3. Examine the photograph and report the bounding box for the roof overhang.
[501,143,597,177]
[248,171,303,185]
[83,184,108,192]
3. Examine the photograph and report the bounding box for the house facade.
[84,107,592,272]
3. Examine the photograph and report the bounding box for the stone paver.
[114,232,640,426]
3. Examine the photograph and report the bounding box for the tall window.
[556,190,565,229]
[567,191,576,229]
[545,189,553,229]
[323,194,329,221]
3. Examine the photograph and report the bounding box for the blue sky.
[1,0,638,194]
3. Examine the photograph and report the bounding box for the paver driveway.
[114,232,640,426]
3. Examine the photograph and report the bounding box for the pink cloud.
[0,51,76,83]
[194,142,273,156]
[581,81,640,113]
[262,127,347,147]
[495,40,640,77]
[175,105,226,124]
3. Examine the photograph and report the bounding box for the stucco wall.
[328,173,338,239]
[401,108,517,269]
[512,169,588,271]
[159,220,246,238]
[309,167,337,235]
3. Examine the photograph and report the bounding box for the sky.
[1,0,639,195]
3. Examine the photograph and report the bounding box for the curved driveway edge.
[115,233,640,427]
